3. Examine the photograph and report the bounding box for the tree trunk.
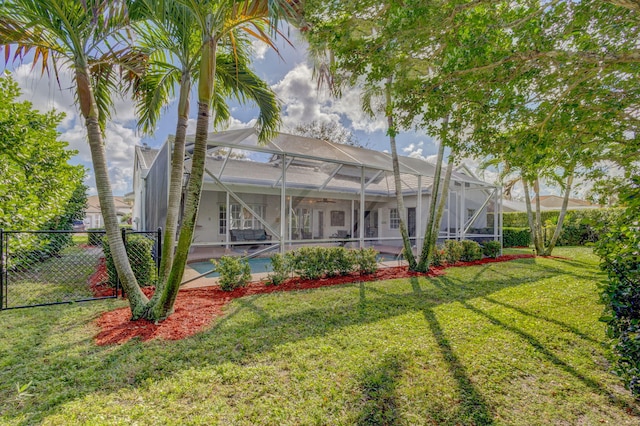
[543,170,574,255]
[157,73,191,287]
[146,39,217,321]
[385,78,416,270]
[76,68,149,318]
[418,155,454,271]
[417,114,450,271]
[533,178,545,254]
[522,178,540,254]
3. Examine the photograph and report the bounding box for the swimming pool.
[188,257,273,277]
[188,253,399,278]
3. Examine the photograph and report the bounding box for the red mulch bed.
[88,257,115,298]
[94,254,535,346]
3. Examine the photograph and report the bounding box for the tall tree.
[0,75,85,232]
[142,0,299,320]
[131,0,286,320]
[0,0,151,314]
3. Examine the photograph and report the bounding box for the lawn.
[1,247,638,425]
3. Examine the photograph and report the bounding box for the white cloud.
[272,63,387,134]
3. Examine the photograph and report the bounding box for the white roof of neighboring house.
[86,195,131,215]
[503,195,598,212]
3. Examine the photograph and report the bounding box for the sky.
[6,30,448,197]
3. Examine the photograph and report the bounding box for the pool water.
[188,253,399,278]
[188,257,273,277]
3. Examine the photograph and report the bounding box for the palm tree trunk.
[157,73,191,286]
[385,78,416,270]
[544,170,574,255]
[147,39,217,320]
[76,68,149,316]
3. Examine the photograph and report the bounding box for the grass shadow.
[356,352,405,426]
[412,278,495,425]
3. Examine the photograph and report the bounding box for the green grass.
[4,245,101,308]
[1,247,638,425]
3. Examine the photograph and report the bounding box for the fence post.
[0,228,4,310]
[156,227,162,278]
[118,228,127,298]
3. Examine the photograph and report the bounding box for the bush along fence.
[0,228,160,310]
[594,182,640,397]
[501,208,623,248]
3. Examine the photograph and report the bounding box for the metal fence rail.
[0,228,160,310]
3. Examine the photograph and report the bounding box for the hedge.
[501,208,623,247]
[102,234,157,287]
[503,227,531,247]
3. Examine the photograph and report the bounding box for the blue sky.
[6,29,443,196]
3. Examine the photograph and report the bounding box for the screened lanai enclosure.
[133,128,502,260]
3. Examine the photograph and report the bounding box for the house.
[84,195,133,229]
[132,143,161,231]
[133,129,502,257]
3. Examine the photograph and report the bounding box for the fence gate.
[0,228,161,310]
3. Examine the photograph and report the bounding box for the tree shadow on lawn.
[3,257,632,423]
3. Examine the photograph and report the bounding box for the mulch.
[94,254,535,346]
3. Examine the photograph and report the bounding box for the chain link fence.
[1,228,160,310]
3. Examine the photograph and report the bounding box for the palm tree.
[136,0,299,320]
[131,0,285,320]
[0,0,150,315]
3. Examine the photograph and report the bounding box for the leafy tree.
[291,120,363,147]
[0,0,151,313]
[0,75,85,232]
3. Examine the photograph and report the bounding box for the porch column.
[288,195,293,249]
[360,166,365,248]
[226,192,230,249]
[280,154,286,254]
[460,184,466,240]
[416,175,423,252]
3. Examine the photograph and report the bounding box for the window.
[389,208,400,229]
[330,210,345,226]
[220,204,265,233]
[467,208,476,220]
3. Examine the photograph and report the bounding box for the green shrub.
[503,227,531,247]
[327,246,352,276]
[212,256,251,291]
[103,234,157,287]
[265,253,291,286]
[288,247,326,280]
[482,240,502,258]
[460,240,483,262]
[444,240,464,264]
[286,246,375,279]
[430,244,447,266]
[349,247,379,275]
[594,179,640,396]
[503,208,624,246]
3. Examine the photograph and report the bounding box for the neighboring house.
[502,195,598,213]
[132,144,161,231]
[134,129,502,255]
[84,195,133,229]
